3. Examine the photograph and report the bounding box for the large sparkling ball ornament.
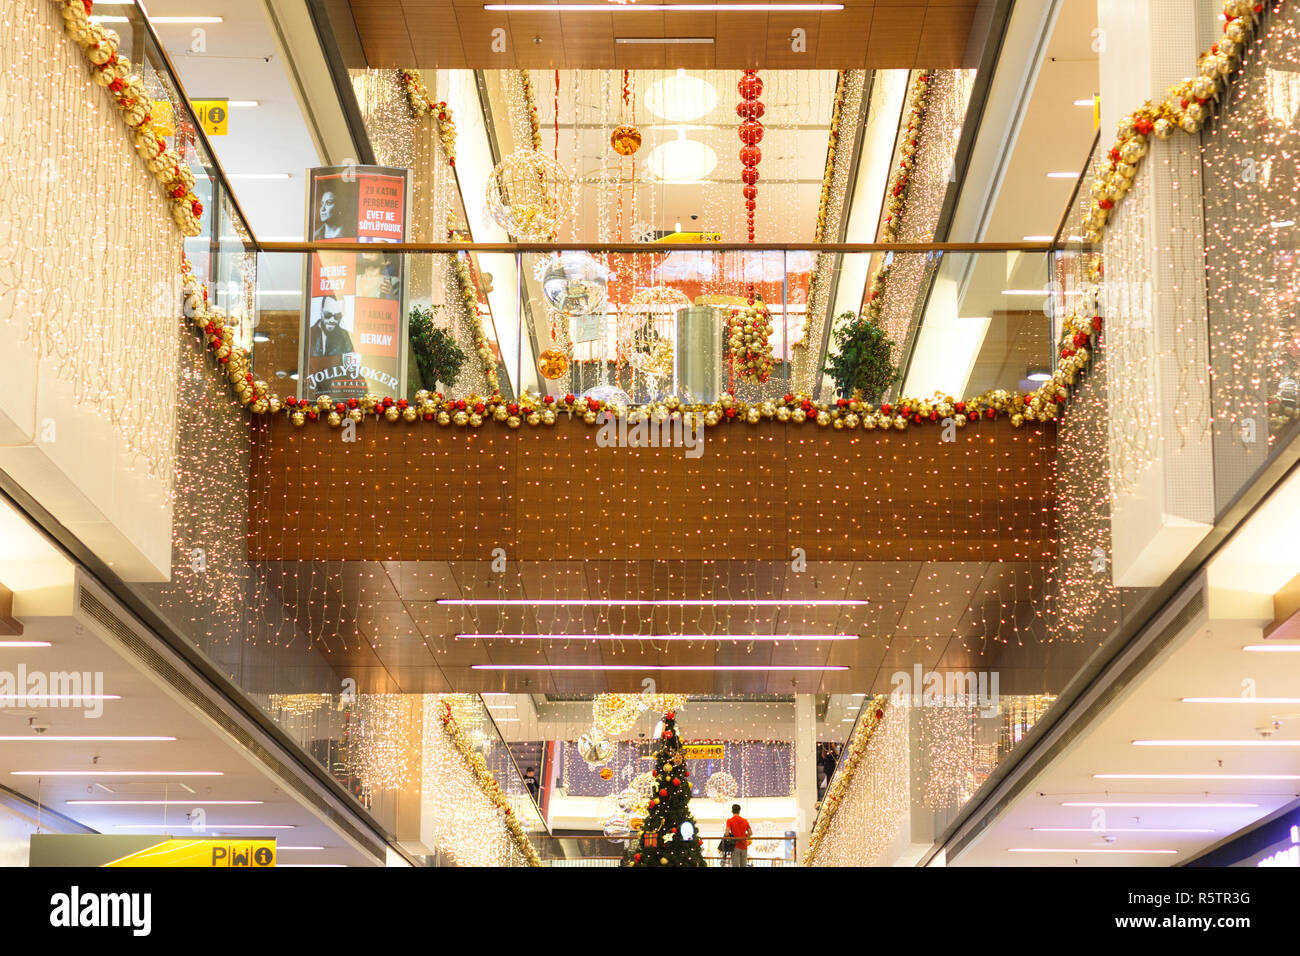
[484,150,576,241]
[577,730,613,766]
[541,252,609,316]
[610,124,642,156]
[705,770,738,803]
[537,348,570,380]
[592,693,646,737]
[741,167,759,186]
[739,144,762,168]
[738,71,763,100]
[736,100,765,120]
[738,118,764,145]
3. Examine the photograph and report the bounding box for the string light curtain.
[0,0,182,483]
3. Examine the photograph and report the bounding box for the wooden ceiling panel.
[349,0,415,67]
[712,12,770,68]
[863,1,924,68]
[762,14,821,69]
[559,13,616,68]
[453,1,517,66]
[916,1,978,67]
[346,0,978,68]
[403,1,469,69]
[506,11,566,66]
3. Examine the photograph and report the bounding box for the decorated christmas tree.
[622,710,706,867]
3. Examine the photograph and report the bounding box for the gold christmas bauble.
[537,348,570,380]
[611,124,642,156]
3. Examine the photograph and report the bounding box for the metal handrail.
[132,0,259,248]
[258,240,1058,254]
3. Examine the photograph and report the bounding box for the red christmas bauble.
[746,199,756,211]
[739,144,762,167]
[738,119,764,145]
[743,185,757,201]
[738,72,763,100]
[741,167,759,186]
[672,777,680,786]
[659,788,668,797]
[736,100,765,120]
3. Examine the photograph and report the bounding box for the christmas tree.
[622,710,706,867]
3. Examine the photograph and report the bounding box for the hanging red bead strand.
[737,70,763,300]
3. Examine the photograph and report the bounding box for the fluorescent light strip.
[1074,98,1096,106]
[114,824,293,830]
[1022,235,1055,241]
[67,800,262,806]
[228,173,292,180]
[1046,171,1080,179]
[1061,801,1258,808]
[92,15,224,22]
[1001,289,1053,296]
[485,4,844,10]
[456,633,857,641]
[472,664,846,671]
[0,694,119,702]
[278,846,326,851]
[0,641,51,648]
[0,736,175,742]
[228,100,260,108]
[1094,773,1300,781]
[1134,739,1300,747]
[439,598,868,606]
[1181,697,1300,704]
[1244,644,1300,652]
[12,771,221,777]
[1032,827,1214,834]
[1009,848,1177,854]
[616,37,715,44]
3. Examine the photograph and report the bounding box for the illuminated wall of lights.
[421,695,531,867]
[0,0,183,483]
[561,739,794,797]
[806,703,909,867]
[876,69,977,377]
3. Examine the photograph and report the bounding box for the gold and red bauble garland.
[738,70,764,246]
[437,700,542,866]
[798,70,931,350]
[52,0,204,236]
[519,69,544,151]
[398,69,457,167]
[727,299,776,385]
[813,70,851,243]
[53,0,1266,444]
[805,697,888,864]
[1082,0,1266,243]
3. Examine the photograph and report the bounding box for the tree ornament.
[577,729,613,765]
[541,252,609,316]
[705,770,739,803]
[610,124,642,156]
[484,150,575,240]
[537,348,571,380]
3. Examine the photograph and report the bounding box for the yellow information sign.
[150,100,176,137]
[191,98,229,136]
[105,838,276,868]
[657,231,720,243]
[682,743,724,760]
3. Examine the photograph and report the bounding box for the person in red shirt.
[725,804,752,867]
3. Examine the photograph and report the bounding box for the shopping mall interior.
[0,0,1298,880]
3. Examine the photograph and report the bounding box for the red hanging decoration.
[737,70,763,298]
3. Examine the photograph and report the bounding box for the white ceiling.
[950,615,1300,866]
[526,69,840,243]
[142,0,322,241]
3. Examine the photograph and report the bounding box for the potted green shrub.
[822,311,899,402]
[408,304,466,391]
